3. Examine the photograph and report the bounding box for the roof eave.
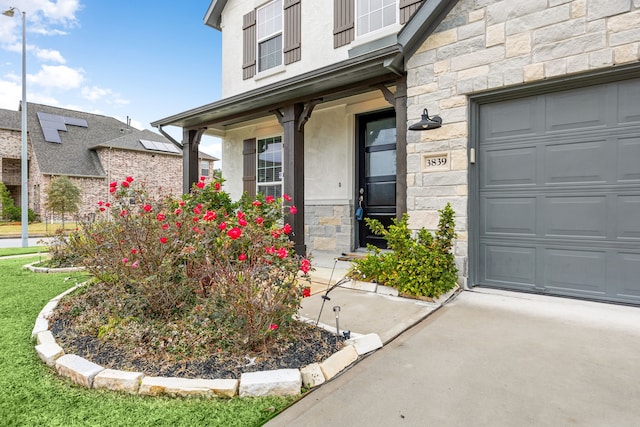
[398,0,459,59]
[204,0,227,31]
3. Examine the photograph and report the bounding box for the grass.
[0,246,47,257]
[0,221,78,237]
[0,252,297,427]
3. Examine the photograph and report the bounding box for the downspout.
[156,125,183,149]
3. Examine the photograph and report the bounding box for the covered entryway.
[474,77,640,305]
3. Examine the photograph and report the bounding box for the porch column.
[183,128,205,194]
[395,76,408,218]
[279,103,306,255]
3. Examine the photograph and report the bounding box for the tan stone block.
[55,354,104,388]
[486,23,505,47]
[423,28,457,51]
[456,185,468,196]
[94,369,144,393]
[319,217,341,226]
[450,150,469,171]
[608,10,640,32]
[523,63,545,82]
[239,369,301,397]
[408,210,440,230]
[571,0,586,18]
[300,363,325,389]
[320,345,358,380]
[35,343,64,367]
[36,330,57,346]
[457,65,489,81]
[440,95,467,109]
[313,237,336,251]
[614,44,639,64]
[506,32,531,57]
[468,9,485,22]
[434,59,450,74]
[421,122,468,142]
[139,377,238,398]
[407,83,439,98]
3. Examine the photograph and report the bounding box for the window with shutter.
[242,11,257,79]
[283,0,301,64]
[333,0,355,48]
[399,0,423,24]
[257,0,284,72]
[256,136,283,198]
[355,0,397,37]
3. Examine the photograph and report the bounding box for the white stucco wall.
[219,0,403,97]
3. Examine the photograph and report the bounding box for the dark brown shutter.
[333,0,354,48]
[399,0,423,24]
[242,11,256,80]
[284,0,301,64]
[243,138,257,197]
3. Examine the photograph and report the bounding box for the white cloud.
[0,79,22,109]
[81,85,130,106]
[29,64,83,89]
[35,48,65,63]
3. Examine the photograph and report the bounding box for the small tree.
[46,176,81,227]
[0,182,14,220]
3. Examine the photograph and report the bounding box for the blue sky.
[0,0,223,159]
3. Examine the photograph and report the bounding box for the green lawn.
[0,246,47,257]
[0,221,78,237]
[0,253,296,427]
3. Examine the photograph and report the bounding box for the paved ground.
[268,289,640,427]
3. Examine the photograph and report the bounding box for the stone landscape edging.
[23,261,85,274]
[31,283,384,399]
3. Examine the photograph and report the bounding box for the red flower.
[125,176,134,183]
[289,205,298,214]
[271,230,281,239]
[252,200,262,207]
[97,200,104,206]
[130,248,138,254]
[119,209,128,217]
[143,204,152,212]
[99,207,105,212]
[281,223,292,234]
[265,195,275,204]
[175,222,182,228]
[283,193,292,201]
[266,246,275,255]
[109,181,117,187]
[238,218,248,227]
[159,237,168,244]
[121,258,129,264]
[200,176,206,181]
[179,201,185,207]
[196,181,205,189]
[131,260,139,268]
[156,213,165,221]
[109,187,116,193]
[218,222,227,230]
[193,206,201,215]
[238,253,247,261]
[174,208,182,215]
[300,258,311,274]
[269,323,279,331]
[227,227,242,240]
[192,217,199,222]
[276,247,288,259]
[105,203,111,208]
[214,182,221,191]
[203,210,216,221]
[162,223,169,230]
[121,181,129,188]
[237,211,245,220]
[255,217,264,225]
[302,287,311,298]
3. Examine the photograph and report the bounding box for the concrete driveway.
[267,289,640,426]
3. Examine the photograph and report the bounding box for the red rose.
[227,227,242,240]
[121,181,129,187]
[121,258,129,264]
[200,176,206,181]
[162,223,169,230]
[237,211,245,220]
[156,213,165,221]
[203,211,216,221]
[214,182,221,191]
[109,187,116,193]
[276,247,288,259]
[159,237,168,244]
[130,248,138,254]
[302,287,311,298]
[269,323,278,331]
[238,253,247,261]
[193,206,201,215]
[97,200,104,206]
[174,208,182,215]
[105,203,111,207]
[99,207,105,212]
[282,223,292,234]
[238,218,248,227]
[125,176,134,183]
[252,200,262,207]
[143,204,152,212]
[218,222,227,230]
[265,195,275,204]
[109,181,117,187]
[300,258,311,274]
[289,205,298,214]
[119,209,128,216]
[283,193,292,201]
[196,181,205,189]
[255,217,264,225]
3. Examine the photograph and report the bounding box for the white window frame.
[256,0,283,73]
[200,160,210,178]
[256,135,283,197]
[355,0,399,38]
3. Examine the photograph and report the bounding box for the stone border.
[23,261,85,274]
[32,285,383,398]
[343,279,460,305]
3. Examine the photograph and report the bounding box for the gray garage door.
[477,78,640,305]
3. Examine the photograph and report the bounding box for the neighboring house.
[0,103,218,221]
[153,0,640,306]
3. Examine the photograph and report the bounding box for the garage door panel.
[480,97,538,140]
[618,137,640,182]
[542,196,607,238]
[482,197,536,236]
[544,248,606,296]
[476,77,640,304]
[544,139,609,184]
[480,244,537,288]
[618,80,640,124]
[545,85,608,132]
[617,195,640,240]
[481,147,536,188]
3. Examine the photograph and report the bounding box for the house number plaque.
[422,152,450,172]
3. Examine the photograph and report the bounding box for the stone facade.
[405,0,640,286]
[305,204,353,254]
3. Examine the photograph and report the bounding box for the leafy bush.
[42,227,82,268]
[63,176,312,353]
[348,203,458,298]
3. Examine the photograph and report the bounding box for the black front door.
[357,110,396,248]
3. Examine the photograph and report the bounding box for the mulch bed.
[50,316,344,380]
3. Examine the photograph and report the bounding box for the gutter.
[157,125,183,150]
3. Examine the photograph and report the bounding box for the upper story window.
[356,0,397,37]
[200,160,210,178]
[257,0,283,72]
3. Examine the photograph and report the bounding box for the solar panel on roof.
[140,139,181,154]
[37,111,88,143]
[42,127,62,143]
[64,117,88,127]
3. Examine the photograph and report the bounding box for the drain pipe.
[156,125,183,150]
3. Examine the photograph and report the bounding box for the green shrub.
[63,176,312,353]
[43,227,82,268]
[348,203,458,298]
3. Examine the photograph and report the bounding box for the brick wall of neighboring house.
[405,0,640,286]
[1,129,34,211]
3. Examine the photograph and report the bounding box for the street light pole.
[3,7,28,247]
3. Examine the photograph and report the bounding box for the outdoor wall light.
[409,108,442,131]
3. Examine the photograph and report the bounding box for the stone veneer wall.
[305,204,353,254]
[405,0,640,286]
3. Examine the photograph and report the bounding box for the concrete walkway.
[268,288,640,427]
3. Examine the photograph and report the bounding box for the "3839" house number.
[422,152,450,172]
